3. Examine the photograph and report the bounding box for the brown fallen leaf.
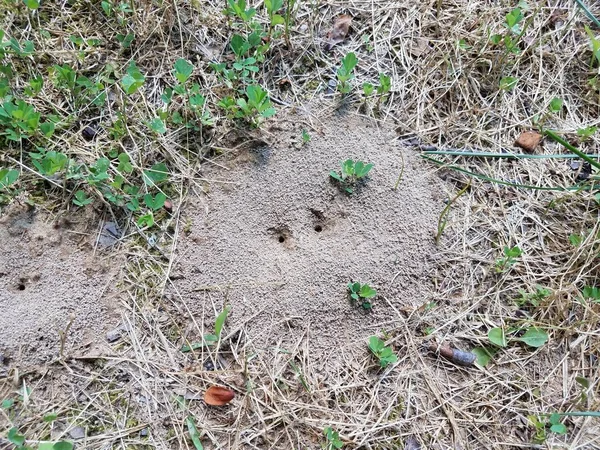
[204,385,235,406]
[515,131,542,153]
[324,15,352,51]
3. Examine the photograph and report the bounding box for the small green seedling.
[577,126,597,140]
[515,285,551,308]
[121,61,145,94]
[547,413,567,435]
[336,52,358,94]
[181,306,230,352]
[499,76,518,91]
[368,336,398,368]
[301,129,310,144]
[495,245,522,272]
[581,286,600,303]
[323,427,343,449]
[329,159,373,194]
[347,282,376,310]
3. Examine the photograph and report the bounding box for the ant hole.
[278,236,285,243]
[314,225,323,232]
[18,283,25,291]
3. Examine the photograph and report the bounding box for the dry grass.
[1,0,600,448]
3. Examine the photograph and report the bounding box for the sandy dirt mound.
[172,113,445,367]
[0,202,121,366]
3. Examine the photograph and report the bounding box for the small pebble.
[69,426,86,440]
[106,328,122,343]
[140,428,149,437]
[82,125,98,141]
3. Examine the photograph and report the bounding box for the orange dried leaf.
[325,15,352,50]
[515,131,542,153]
[204,386,235,406]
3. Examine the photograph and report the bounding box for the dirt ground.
[0,202,121,366]
[170,113,444,375]
[2,0,600,448]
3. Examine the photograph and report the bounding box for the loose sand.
[171,113,445,371]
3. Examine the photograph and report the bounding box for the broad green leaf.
[359,284,377,298]
[576,376,590,388]
[121,62,145,94]
[148,117,167,134]
[8,427,25,446]
[488,327,507,347]
[173,58,194,83]
[549,97,563,113]
[356,162,374,178]
[38,442,74,450]
[143,192,166,210]
[550,423,567,434]
[0,169,18,189]
[143,162,169,186]
[230,34,248,57]
[472,346,496,366]
[363,82,374,96]
[341,52,358,74]
[329,171,343,182]
[517,327,548,348]
[1,398,14,409]
[137,213,154,228]
[73,190,93,206]
[271,14,285,25]
[186,416,204,450]
[368,336,384,353]
[342,159,354,177]
[23,0,39,9]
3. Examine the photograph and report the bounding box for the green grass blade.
[422,150,600,160]
[544,130,600,171]
[574,0,600,28]
[186,416,204,450]
[436,180,471,244]
[421,154,590,192]
[558,411,600,417]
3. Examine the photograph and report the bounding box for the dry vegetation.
[1,0,600,449]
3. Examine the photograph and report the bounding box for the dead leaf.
[324,15,352,51]
[515,131,542,153]
[204,385,235,406]
[410,38,430,57]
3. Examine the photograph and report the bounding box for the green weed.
[0,168,19,203]
[368,336,398,368]
[329,159,373,194]
[515,285,551,308]
[347,282,376,310]
[487,326,548,348]
[181,306,230,352]
[336,52,358,94]
[495,245,522,272]
[323,427,343,449]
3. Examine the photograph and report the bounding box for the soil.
[0,201,121,366]
[171,112,445,370]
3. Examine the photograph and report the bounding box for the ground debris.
[204,385,235,406]
[428,342,476,367]
[515,131,542,153]
[405,436,422,450]
[324,15,352,51]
